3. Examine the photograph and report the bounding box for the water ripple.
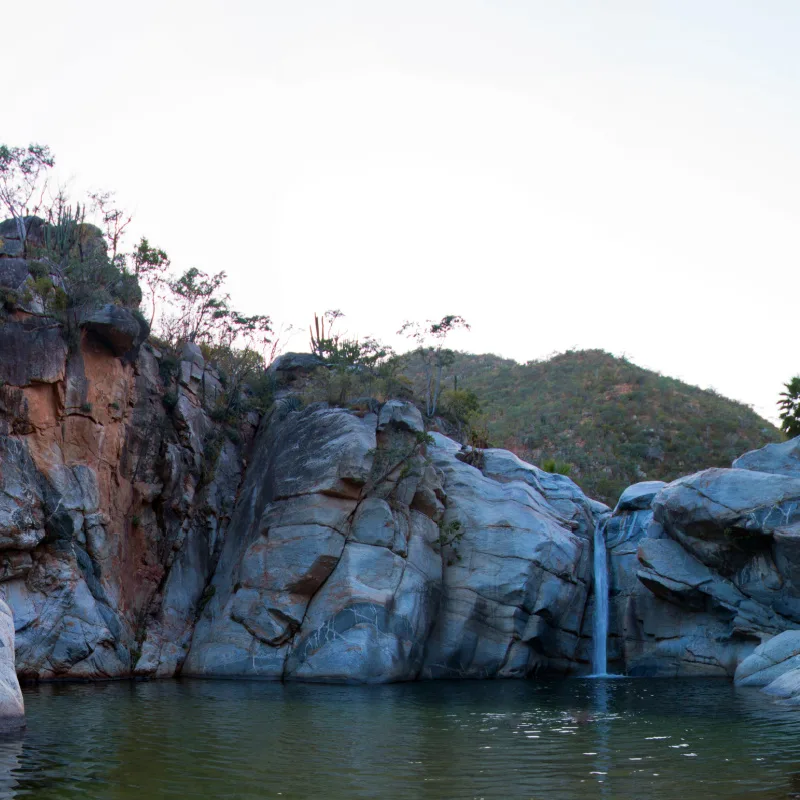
[0,678,796,798]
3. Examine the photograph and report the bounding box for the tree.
[399,315,470,416]
[160,266,272,357]
[89,190,131,266]
[779,377,800,438]
[132,237,170,327]
[0,143,55,247]
[162,267,230,345]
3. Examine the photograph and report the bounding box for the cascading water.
[591,520,609,677]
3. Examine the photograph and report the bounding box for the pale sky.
[4,1,798,422]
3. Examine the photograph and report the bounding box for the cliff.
[0,236,799,701]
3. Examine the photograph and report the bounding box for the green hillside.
[400,349,781,505]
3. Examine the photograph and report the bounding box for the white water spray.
[591,520,609,677]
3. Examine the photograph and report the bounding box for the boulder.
[761,666,800,703]
[377,400,424,435]
[653,468,800,575]
[80,305,148,357]
[734,436,800,478]
[0,217,45,250]
[268,352,326,380]
[0,600,24,733]
[734,630,800,686]
[614,481,666,513]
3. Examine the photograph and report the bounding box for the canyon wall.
[2,235,800,686]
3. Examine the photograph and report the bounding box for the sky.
[3,1,799,422]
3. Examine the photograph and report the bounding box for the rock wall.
[0,266,610,684]
[607,437,800,678]
[0,249,258,680]
[2,241,800,690]
[183,408,601,681]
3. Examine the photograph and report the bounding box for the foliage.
[541,458,573,476]
[132,237,170,327]
[399,348,781,505]
[440,388,481,424]
[779,377,800,438]
[309,310,393,371]
[161,268,228,345]
[88,190,131,266]
[302,311,395,406]
[0,143,54,247]
[435,518,464,550]
[398,315,470,416]
[17,194,141,347]
[309,309,343,358]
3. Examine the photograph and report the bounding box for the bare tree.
[89,190,131,266]
[0,143,55,248]
[399,315,470,416]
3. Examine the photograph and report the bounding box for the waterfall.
[591,520,609,676]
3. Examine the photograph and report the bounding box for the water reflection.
[590,678,612,798]
[0,678,796,798]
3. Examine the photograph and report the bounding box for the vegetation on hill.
[399,349,781,505]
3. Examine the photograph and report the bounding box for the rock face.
[734,437,800,478]
[606,437,800,679]
[0,299,796,690]
[0,278,257,679]
[183,422,599,681]
[0,600,24,732]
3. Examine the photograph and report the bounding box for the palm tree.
[779,377,800,437]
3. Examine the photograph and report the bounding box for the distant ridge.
[400,348,781,504]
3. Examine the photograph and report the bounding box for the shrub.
[541,458,572,476]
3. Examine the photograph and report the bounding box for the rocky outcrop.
[0,297,796,690]
[734,437,800,478]
[0,272,258,680]
[183,416,601,681]
[606,437,800,679]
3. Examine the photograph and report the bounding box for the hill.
[399,348,781,505]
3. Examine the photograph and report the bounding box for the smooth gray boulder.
[734,436,800,478]
[185,402,600,682]
[761,666,800,703]
[734,630,800,686]
[0,600,24,733]
[652,468,800,575]
[268,352,326,378]
[377,399,424,435]
[615,481,666,513]
[654,468,800,538]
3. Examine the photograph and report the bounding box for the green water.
[0,678,799,798]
